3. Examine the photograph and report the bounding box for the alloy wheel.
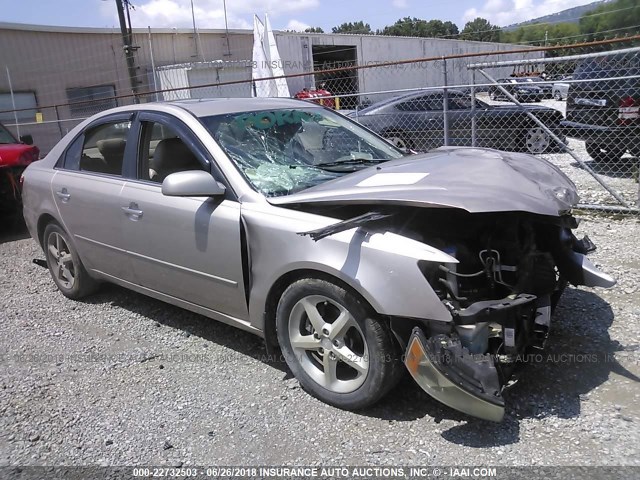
[287,294,369,394]
[46,232,76,289]
[525,127,550,154]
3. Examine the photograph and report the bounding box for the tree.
[579,0,640,42]
[460,17,501,42]
[380,17,459,37]
[332,21,373,34]
[304,27,324,33]
[501,22,581,46]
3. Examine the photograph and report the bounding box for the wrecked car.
[21,98,615,421]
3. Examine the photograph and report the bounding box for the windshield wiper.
[315,158,388,169]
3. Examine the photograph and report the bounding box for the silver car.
[22,98,615,422]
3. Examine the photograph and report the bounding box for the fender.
[241,203,455,332]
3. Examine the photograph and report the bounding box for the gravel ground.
[0,210,638,467]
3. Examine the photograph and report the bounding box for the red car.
[0,122,39,215]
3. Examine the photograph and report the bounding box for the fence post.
[5,66,20,137]
[471,69,477,147]
[442,57,449,147]
[148,27,159,102]
[53,106,65,142]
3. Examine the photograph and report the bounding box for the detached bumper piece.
[404,328,505,422]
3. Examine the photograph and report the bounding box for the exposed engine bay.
[296,204,614,421]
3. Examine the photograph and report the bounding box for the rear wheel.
[524,126,551,154]
[276,278,402,410]
[586,142,625,162]
[44,223,98,299]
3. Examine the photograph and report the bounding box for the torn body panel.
[241,203,455,332]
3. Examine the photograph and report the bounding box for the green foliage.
[380,17,459,37]
[579,0,640,40]
[501,0,639,48]
[501,22,581,46]
[304,27,325,33]
[331,21,373,34]
[460,17,501,42]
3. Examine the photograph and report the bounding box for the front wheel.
[44,223,98,299]
[276,278,402,410]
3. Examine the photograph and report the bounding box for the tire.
[524,126,551,154]
[585,142,625,162]
[43,222,98,299]
[276,278,402,410]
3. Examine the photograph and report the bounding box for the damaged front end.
[297,206,615,422]
[277,147,616,421]
[397,210,614,422]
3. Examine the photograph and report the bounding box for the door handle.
[55,188,71,202]
[122,203,144,219]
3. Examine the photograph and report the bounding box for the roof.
[171,97,317,117]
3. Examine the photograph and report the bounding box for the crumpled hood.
[269,147,578,217]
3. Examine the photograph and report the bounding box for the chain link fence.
[1,39,638,215]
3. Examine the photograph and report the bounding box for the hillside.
[503,0,613,29]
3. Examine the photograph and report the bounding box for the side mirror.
[20,134,34,145]
[161,170,226,197]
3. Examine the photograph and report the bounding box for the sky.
[0,0,601,32]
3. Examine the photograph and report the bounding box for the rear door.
[120,112,248,319]
[51,114,134,280]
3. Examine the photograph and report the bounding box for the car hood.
[269,147,578,217]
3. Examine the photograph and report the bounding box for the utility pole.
[115,0,140,102]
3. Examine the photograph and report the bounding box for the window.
[448,96,473,110]
[80,121,131,175]
[397,96,442,111]
[66,85,117,118]
[138,121,205,183]
[0,92,37,123]
[61,135,84,170]
[0,122,17,144]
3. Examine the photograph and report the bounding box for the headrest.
[152,138,197,169]
[96,138,126,156]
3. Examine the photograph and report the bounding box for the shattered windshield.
[201,107,404,197]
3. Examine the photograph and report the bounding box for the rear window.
[574,53,640,80]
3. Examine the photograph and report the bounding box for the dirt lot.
[0,208,638,467]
